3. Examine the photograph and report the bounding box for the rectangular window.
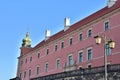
[106,44,111,55]
[61,42,64,48]
[24,71,26,78]
[56,59,60,69]
[79,33,83,41]
[88,28,92,37]
[30,57,32,62]
[68,55,73,66]
[88,64,92,69]
[69,38,73,45]
[45,63,48,72]
[37,53,40,59]
[79,51,83,62]
[36,67,39,75]
[88,48,92,60]
[46,49,49,55]
[29,70,31,77]
[105,21,109,31]
[20,73,22,79]
[21,61,23,66]
[55,45,57,51]
[25,59,27,63]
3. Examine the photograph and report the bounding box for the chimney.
[107,0,117,8]
[45,29,51,40]
[64,18,70,31]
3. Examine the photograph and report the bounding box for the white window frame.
[79,32,83,41]
[28,69,31,77]
[24,70,26,78]
[61,41,64,49]
[87,63,92,68]
[55,44,58,51]
[104,20,110,31]
[56,58,60,69]
[45,62,48,72]
[36,66,39,75]
[37,53,40,59]
[68,53,73,66]
[69,37,73,45]
[87,28,92,37]
[87,47,92,60]
[78,50,83,63]
[46,48,49,55]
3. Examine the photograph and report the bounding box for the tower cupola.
[22,32,31,47]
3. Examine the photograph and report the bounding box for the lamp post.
[94,35,115,80]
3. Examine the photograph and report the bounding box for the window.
[78,51,83,62]
[46,49,49,55]
[88,64,92,69]
[21,61,23,66]
[88,28,92,37]
[56,58,60,69]
[55,44,57,51]
[61,42,64,48]
[20,73,22,79]
[30,57,32,62]
[68,54,73,66]
[87,48,92,60]
[37,53,40,59]
[25,59,27,63]
[29,69,31,77]
[105,21,109,31]
[106,44,111,55]
[45,63,48,72]
[79,33,83,41]
[69,38,73,45]
[24,71,26,78]
[36,66,39,75]
[79,67,83,70]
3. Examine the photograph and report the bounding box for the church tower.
[20,32,32,56]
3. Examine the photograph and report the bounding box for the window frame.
[87,47,92,60]
[61,41,64,49]
[78,50,83,63]
[37,53,40,59]
[55,44,58,51]
[87,28,92,37]
[106,44,111,55]
[69,37,73,45]
[68,54,73,66]
[56,58,60,69]
[24,71,26,78]
[28,69,31,77]
[45,62,48,72]
[20,73,22,79]
[79,32,83,41]
[30,56,32,62]
[104,20,110,31]
[46,48,49,55]
[36,66,39,75]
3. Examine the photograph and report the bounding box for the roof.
[32,0,120,51]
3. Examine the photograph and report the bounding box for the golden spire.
[22,32,31,47]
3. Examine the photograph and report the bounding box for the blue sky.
[0,0,106,80]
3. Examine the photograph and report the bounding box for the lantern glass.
[109,41,115,49]
[95,36,102,44]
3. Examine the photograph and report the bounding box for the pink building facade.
[13,0,120,80]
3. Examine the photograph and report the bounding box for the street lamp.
[94,35,115,80]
